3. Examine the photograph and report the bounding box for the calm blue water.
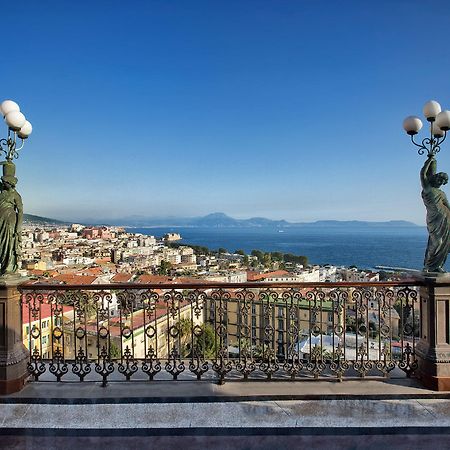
[126,226,433,270]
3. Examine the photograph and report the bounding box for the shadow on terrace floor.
[1,376,449,403]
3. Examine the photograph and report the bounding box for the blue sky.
[3,0,450,224]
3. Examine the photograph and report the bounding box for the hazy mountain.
[104,212,420,228]
[22,212,421,228]
[23,214,68,225]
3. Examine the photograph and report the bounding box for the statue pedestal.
[415,274,450,391]
[0,276,28,394]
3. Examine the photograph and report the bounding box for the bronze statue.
[421,155,450,272]
[0,161,23,276]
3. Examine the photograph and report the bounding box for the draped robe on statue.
[0,188,21,274]
[422,187,450,271]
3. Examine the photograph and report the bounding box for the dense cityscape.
[21,221,383,285]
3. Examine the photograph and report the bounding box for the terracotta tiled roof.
[136,274,216,285]
[52,274,98,285]
[22,303,74,325]
[95,258,111,264]
[76,267,104,276]
[247,270,291,281]
[137,275,172,284]
[111,273,134,283]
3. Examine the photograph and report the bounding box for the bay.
[126,226,434,271]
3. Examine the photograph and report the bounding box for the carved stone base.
[415,275,450,391]
[0,277,29,394]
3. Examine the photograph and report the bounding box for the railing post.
[0,278,28,394]
[416,276,450,391]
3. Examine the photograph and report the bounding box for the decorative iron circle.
[241,324,250,337]
[31,326,40,339]
[53,327,62,340]
[76,327,86,339]
[122,327,132,338]
[145,325,156,338]
[334,325,344,335]
[169,325,179,338]
[312,325,321,336]
[380,324,390,336]
[193,324,203,337]
[403,324,414,336]
[215,324,227,336]
[358,325,367,335]
[98,326,109,339]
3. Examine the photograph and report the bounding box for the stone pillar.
[0,277,28,394]
[416,275,450,391]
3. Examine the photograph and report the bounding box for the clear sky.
[3,0,450,224]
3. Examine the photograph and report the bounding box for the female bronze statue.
[0,161,23,275]
[421,155,450,272]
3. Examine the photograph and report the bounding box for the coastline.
[125,225,431,271]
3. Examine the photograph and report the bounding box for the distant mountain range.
[23,214,68,225]
[22,212,421,228]
[97,212,421,229]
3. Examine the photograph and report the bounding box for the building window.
[278,319,284,331]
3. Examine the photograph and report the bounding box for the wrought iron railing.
[19,282,420,385]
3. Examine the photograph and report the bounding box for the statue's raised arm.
[421,155,437,189]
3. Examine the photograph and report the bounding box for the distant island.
[24,211,421,229]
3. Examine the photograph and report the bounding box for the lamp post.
[403,100,450,390]
[403,100,450,157]
[403,100,450,273]
[0,99,32,277]
[0,99,32,161]
[0,99,32,393]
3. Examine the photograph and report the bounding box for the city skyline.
[3,1,450,225]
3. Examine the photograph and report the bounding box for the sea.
[125,225,436,271]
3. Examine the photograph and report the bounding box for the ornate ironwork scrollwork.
[19,283,421,385]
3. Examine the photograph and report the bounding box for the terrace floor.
[1,378,450,449]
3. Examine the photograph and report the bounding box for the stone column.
[0,277,28,394]
[416,275,450,391]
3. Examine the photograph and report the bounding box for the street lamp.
[403,100,450,273]
[0,99,32,277]
[403,100,450,157]
[0,99,32,161]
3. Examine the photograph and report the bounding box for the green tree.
[218,247,228,255]
[109,341,121,359]
[251,250,264,261]
[235,249,245,256]
[263,253,272,268]
[195,323,218,358]
[283,253,308,267]
[177,320,218,358]
[243,255,249,267]
[158,260,172,275]
[271,252,283,261]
